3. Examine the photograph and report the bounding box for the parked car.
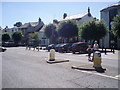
[58,44,66,52]
[47,44,56,51]
[2,42,17,47]
[71,42,88,54]
[0,46,7,52]
[55,44,62,52]
[59,43,73,53]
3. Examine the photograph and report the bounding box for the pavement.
[47,59,69,64]
[2,47,119,88]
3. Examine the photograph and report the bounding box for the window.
[109,9,117,22]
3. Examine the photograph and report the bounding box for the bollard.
[49,49,55,61]
[105,48,107,55]
[93,51,106,72]
[38,46,40,51]
[93,51,102,68]
[26,46,28,50]
[29,46,31,50]
[113,46,115,54]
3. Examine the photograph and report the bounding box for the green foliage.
[111,15,120,39]
[12,31,23,44]
[29,32,40,41]
[44,23,57,38]
[14,22,22,27]
[57,20,78,39]
[44,23,58,44]
[2,32,10,42]
[79,20,107,40]
[29,32,40,46]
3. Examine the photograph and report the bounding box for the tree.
[2,32,10,43]
[12,31,23,44]
[57,20,78,43]
[29,32,40,47]
[29,32,40,41]
[79,20,107,43]
[111,15,120,39]
[44,23,58,44]
[14,22,22,27]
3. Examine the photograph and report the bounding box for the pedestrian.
[86,45,93,61]
[110,40,115,53]
[93,40,99,51]
[92,40,99,61]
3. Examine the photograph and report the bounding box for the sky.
[0,1,119,28]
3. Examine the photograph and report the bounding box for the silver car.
[0,46,7,52]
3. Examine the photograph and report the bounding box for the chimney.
[63,13,67,19]
[38,17,41,23]
[88,7,91,17]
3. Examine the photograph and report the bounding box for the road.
[2,47,119,88]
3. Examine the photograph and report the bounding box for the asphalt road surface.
[2,47,119,88]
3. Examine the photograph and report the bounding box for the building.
[0,26,2,30]
[100,2,120,49]
[19,18,44,36]
[39,26,49,46]
[52,7,95,43]
[2,18,45,45]
[2,26,19,40]
[18,18,45,45]
[0,26,2,43]
[59,7,94,24]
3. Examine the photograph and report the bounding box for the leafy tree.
[29,32,40,47]
[29,32,40,41]
[57,20,78,43]
[14,22,22,27]
[2,32,10,42]
[12,31,23,44]
[79,20,107,42]
[111,15,120,39]
[44,23,58,44]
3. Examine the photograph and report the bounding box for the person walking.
[92,41,99,61]
[87,45,93,61]
[93,41,99,51]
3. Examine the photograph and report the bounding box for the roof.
[59,12,91,22]
[39,25,45,32]
[20,22,39,28]
[30,22,39,27]
[100,2,120,12]
[19,23,29,28]
[65,13,88,20]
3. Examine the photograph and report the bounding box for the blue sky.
[1,1,118,28]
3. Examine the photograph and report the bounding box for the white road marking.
[81,71,118,80]
[66,53,72,54]
[17,50,118,80]
[115,75,120,78]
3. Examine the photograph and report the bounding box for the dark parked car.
[71,42,88,54]
[47,44,56,51]
[0,46,7,52]
[55,44,62,52]
[2,42,17,47]
[59,43,73,53]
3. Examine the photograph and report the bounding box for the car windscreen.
[72,44,78,46]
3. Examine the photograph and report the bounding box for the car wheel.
[2,49,6,52]
[72,51,75,54]
[66,49,69,53]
